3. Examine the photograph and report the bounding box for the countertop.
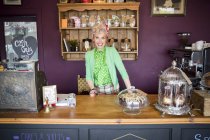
[0,94,210,125]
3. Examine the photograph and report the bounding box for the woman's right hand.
[89,89,97,97]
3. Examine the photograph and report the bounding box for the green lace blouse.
[93,48,112,86]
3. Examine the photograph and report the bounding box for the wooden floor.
[0,94,210,125]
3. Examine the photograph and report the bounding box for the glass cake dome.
[117,88,149,115]
[155,61,192,115]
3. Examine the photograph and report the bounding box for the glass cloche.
[155,61,192,115]
[117,88,149,115]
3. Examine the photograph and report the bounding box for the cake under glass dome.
[117,88,149,115]
[155,61,192,115]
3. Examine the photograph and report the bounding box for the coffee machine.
[169,32,203,87]
[203,47,210,74]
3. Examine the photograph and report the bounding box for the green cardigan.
[85,46,129,90]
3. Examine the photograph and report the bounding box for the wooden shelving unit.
[57,2,140,61]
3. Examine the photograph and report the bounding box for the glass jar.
[120,15,127,27]
[155,61,192,115]
[112,15,120,27]
[120,38,131,51]
[81,15,88,28]
[114,0,124,2]
[108,38,119,50]
[82,38,92,51]
[107,0,113,2]
[129,15,135,27]
[88,15,96,27]
[70,16,80,28]
[93,0,106,3]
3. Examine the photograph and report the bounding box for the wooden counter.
[0,94,209,124]
[0,95,210,140]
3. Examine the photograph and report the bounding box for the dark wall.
[0,0,210,94]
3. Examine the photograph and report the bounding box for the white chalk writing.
[195,134,210,140]
[14,39,33,55]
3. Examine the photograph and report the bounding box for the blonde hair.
[91,21,109,37]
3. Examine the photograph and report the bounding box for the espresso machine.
[169,32,203,88]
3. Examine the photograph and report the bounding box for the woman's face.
[93,32,107,50]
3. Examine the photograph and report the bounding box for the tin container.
[68,93,76,108]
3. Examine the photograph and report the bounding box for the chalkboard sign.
[4,22,38,61]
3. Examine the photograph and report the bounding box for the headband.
[91,21,109,36]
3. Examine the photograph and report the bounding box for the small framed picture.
[3,0,21,5]
[151,0,186,16]
[42,85,57,105]
[60,0,68,3]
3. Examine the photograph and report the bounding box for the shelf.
[57,2,140,12]
[62,51,138,61]
[119,51,138,54]
[60,27,138,30]
[62,51,137,54]
[58,2,140,61]
[63,52,86,54]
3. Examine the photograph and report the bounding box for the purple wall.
[1,0,210,94]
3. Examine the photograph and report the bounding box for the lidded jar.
[82,38,92,51]
[120,38,131,51]
[80,15,89,28]
[155,61,192,115]
[108,38,119,50]
[128,15,135,27]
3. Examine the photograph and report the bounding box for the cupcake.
[163,96,173,106]
[174,95,185,107]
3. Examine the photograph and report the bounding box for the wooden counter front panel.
[89,128,171,140]
[1,124,210,140]
[0,126,79,140]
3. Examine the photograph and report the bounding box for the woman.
[85,21,132,96]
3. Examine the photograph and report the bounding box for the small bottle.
[68,93,76,108]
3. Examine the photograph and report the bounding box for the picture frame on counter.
[151,0,186,16]
[42,85,57,105]
[3,0,21,5]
